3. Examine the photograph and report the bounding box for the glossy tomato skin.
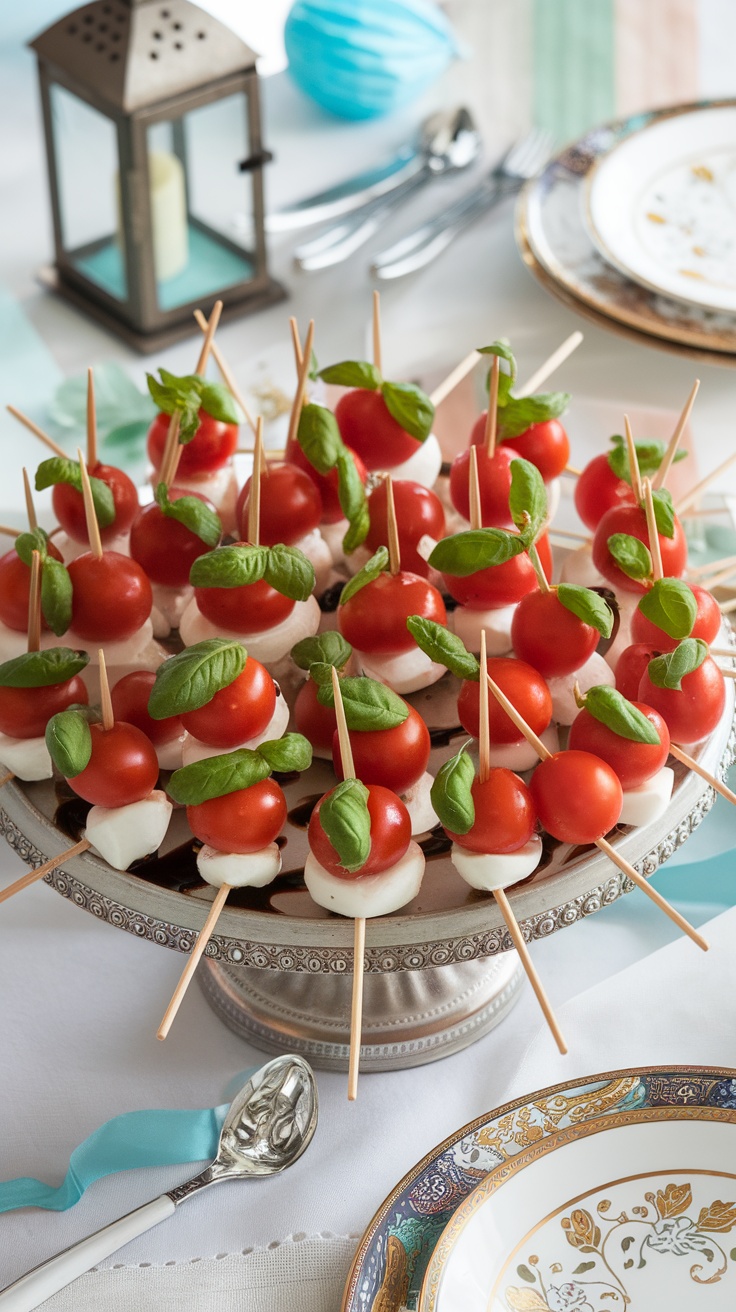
[284,436,367,523]
[53,464,139,545]
[187,778,287,854]
[180,659,276,748]
[0,541,64,633]
[365,479,445,578]
[445,769,536,853]
[147,409,238,478]
[308,782,411,879]
[457,657,553,744]
[638,658,726,744]
[574,453,636,532]
[450,435,514,527]
[511,590,600,677]
[129,488,219,587]
[333,704,430,795]
[68,552,152,642]
[294,678,338,755]
[443,552,538,610]
[195,573,295,635]
[499,419,570,482]
[530,750,623,843]
[615,644,659,701]
[111,671,183,746]
[568,702,670,789]
[338,570,445,654]
[68,721,159,807]
[630,583,721,651]
[592,504,688,593]
[334,388,420,469]
[236,463,322,546]
[0,675,88,740]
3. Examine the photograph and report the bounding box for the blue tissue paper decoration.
[284,0,460,121]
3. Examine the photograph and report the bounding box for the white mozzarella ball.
[545,477,561,523]
[151,583,192,635]
[197,842,281,889]
[415,534,438,564]
[304,840,425,918]
[0,733,52,781]
[451,835,543,891]
[0,622,66,664]
[55,531,131,565]
[401,771,437,835]
[548,652,615,725]
[559,544,604,588]
[156,732,188,772]
[179,594,321,665]
[81,638,167,703]
[450,603,516,655]
[388,432,442,489]
[603,591,638,673]
[619,767,674,828]
[343,543,371,577]
[294,527,333,594]
[488,724,559,772]
[359,645,445,695]
[71,619,155,667]
[85,790,173,870]
[166,466,239,536]
[181,691,290,766]
[320,517,350,566]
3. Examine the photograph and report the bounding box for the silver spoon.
[0,1055,318,1312]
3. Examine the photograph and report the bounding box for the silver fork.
[371,128,554,280]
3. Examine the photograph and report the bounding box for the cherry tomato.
[499,419,570,482]
[334,389,420,469]
[129,488,220,588]
[568,702,670,789]
[0,675,88,740]
[294,677,338,756]
[68,721,159,807]
[592,504,688,594]
[529,750,623,843]
[511,589,600,677]
[236,462,322,546]
[338,570,445,654]
[457,657,552,744]
[0,540,64,633]
[52,464,139,545]
[536,532,553,580]
[449,442,514,528]
[365,479,446,578]
[195,573,294,635]
[180,658,276,748]
[638,657,726,744]
[445,768,536,853]
[615,644,660,701]
[630,583,721,651]
[284,437,367,524]
[574,453,636,532]
[333,703,430,795]
[187,778,287,854]
[110,671,183,746]
[68,552,152,642]
[443,551,538,611]
[147,408,238,478]
[308,782,411,879]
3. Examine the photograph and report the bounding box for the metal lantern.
[30,0,284,351]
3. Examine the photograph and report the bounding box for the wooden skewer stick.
[708,646,736,658]
[0,837,90,905]
[677,449,736,514]
[6,406,67,458]
[27,550,41,654]
[77,449,103,560]
[0,525,20,538]
[717,667,736,679]
[330,665,365,1102]
[700,561,736,591]
[680,506,734,520]
[719,597,736,615]
[688,554,736,578]
[515,330,584,398]
[642,478,663,581]
[290,315,304,371]
[468,443,482,530]
[548,527,591,543]
[669,742,736,806]
[564,465,582,477]
[385,475,401,575]
[652,379,699,491]
[157,883,231,1041]
[194,299,222,377]
[87,367,98,470]
[285,319,315,454]
[372,289,382,376]
[193,308,257,435]
[484,355,500,457]
[429,349,481,409]
[159,414,182,493]
[624,415,643,503]
[98,649,114,732]
[22,468,37,533]
[248,417,264,547]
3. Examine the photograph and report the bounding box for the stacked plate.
[516,101,736,365]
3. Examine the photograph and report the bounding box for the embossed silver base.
[197,952,525,1071]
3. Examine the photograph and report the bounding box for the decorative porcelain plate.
[341,1066,736,1312]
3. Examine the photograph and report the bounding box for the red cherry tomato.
[574,453,636,531]
[592,505,688,594]
[630,583,721,651]
[195,573,295,635]
[129,488,220,588]
[68,552,152,642]
[529,750,623,843]
[147,409,238,478]
[68,721,159,807]
[457,657,553,744]
[615,644,660,701]
[536,532,553,581]
[237,463,322,547]
[294,678,338,755]
[0,675,88,740]
[0,541,64,633]
[333,703,430,795]
[334,389,420,469]
[110,671,183,747]
[499,419,570,482]
[365,479,446,578]
[443,551,539,611]
[638,657,726,744]
[284,437,367,524]
[180,658,276,748]
[511,590,600,677]
[338,570,445,654]
[445,768,536,853]
[52,464,139,545]
[187,778,287,854]
[308,782,411,879]
[568,702,670,789]
[449,441,514,528]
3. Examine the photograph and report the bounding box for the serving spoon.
[0,1055,318,1312]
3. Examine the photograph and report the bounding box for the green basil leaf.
[317,360,382,390]
[154,483,222,549]
[318,778,371,873]
[498,392,570,441]
[198,381,244,426]
[556,584,614,638]
[264,544,315,601]
[336,448,366,523]
[168,748,270,805]
[0,647,88,689]
[607,434,688,484]
[477,341,516,405]
[638,577,697,641]
[647,637,708,691]
[430,746,475,835]
[509,457,547,539]
[607,533,652,582]
[308,661,336,687]
[147,370,201,416]
[177,405,202,445]
[317,675,408,730]
[342,499,370,556]
[291,631,352,673]
[339,545,388,605]
[45,710,92,778]
[14,528,49,568]
[148,639,246,718]
[308,348,320,381]
[41,556,73,636]
[651,487,675,540]
[381,380,434,443]
[189,544,269,589]
[35,457,116,529]
[256,732,313,773]
[429,529,526,577]
[297,403,343,474]
[406,616,480,680]
[583,685,661,744]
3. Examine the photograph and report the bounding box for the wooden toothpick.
[372,290,382,376]
[624,415,643,503]
[478,630,491,783]
[77,449,103,559]
[669,742,736,806]
[194,299,223,377]
[484,355,500,456]
[642,477,663,581]
[22,468,37,533]
[6,406,67,458]
[331,666,363,1100]
[193,308,257,434]
[289,315,304,371]
[0,837,91,905]
[516,331,583,398]
[652,379,699,491]
[87,367,98,470]
[159,414,182,492]
[27,550,41,654]
[286,319,315,453]
[429,349,481,408]
[677,449,736,515]
[468,443,482,531]
[247,417,264,547]
[157,883,231,1040]
[98,649,114,732]
[385,475,401,575]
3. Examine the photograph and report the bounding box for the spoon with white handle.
[0,1055,318,1312]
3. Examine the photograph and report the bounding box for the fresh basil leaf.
[477,341,516,405]
[256,732,313,774]
[291,631,352,673]
[308,348,320,381]
[148,639,246,718]
[430,746,475,835]
[14,528,49,568]
[647,638,708,691]
[147,370,201,416]
[35,457,115,529]
[317,676,408,730]
[318,778,371,873]
[509,457,547,539]
[297,403,343,474]
[154,483,221,549]
[429,529,526,577]
[176,405,202,445]
[168,748,270,805]
[45,710,92,778]
[381,380,434,443]
[189,544,269,589]
[583,685,661,744]
[498,392,570,441]
[318,360,382,390]
[336,448,365,523]
[607,533,652,582]
[264,544,315,601]
[651,487,675,540]
[308,661,336,687]
[406,616,479,680]
[638,577,697,641]
[607,434,688,484]
[0,647,88,689]
[339,545,389,605]
[342,499,370,556]
[556,584,614,638]
[198,381,243,426]
[41,556,73,636]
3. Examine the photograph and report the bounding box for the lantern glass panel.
[145,89,256,312]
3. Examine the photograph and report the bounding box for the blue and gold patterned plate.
[341,1066,736,1311]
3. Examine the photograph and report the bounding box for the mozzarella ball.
[547,652,615,725]
[0,733,52,781]
[619,766,675,828]
[181,691,290,766]
[179,594,321,666]
[450,602,516,656]
[304,840,425,917]
[85,789,172,869]
[197,842,281,889]
[358,646,445,695]
[451,835,543,891]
